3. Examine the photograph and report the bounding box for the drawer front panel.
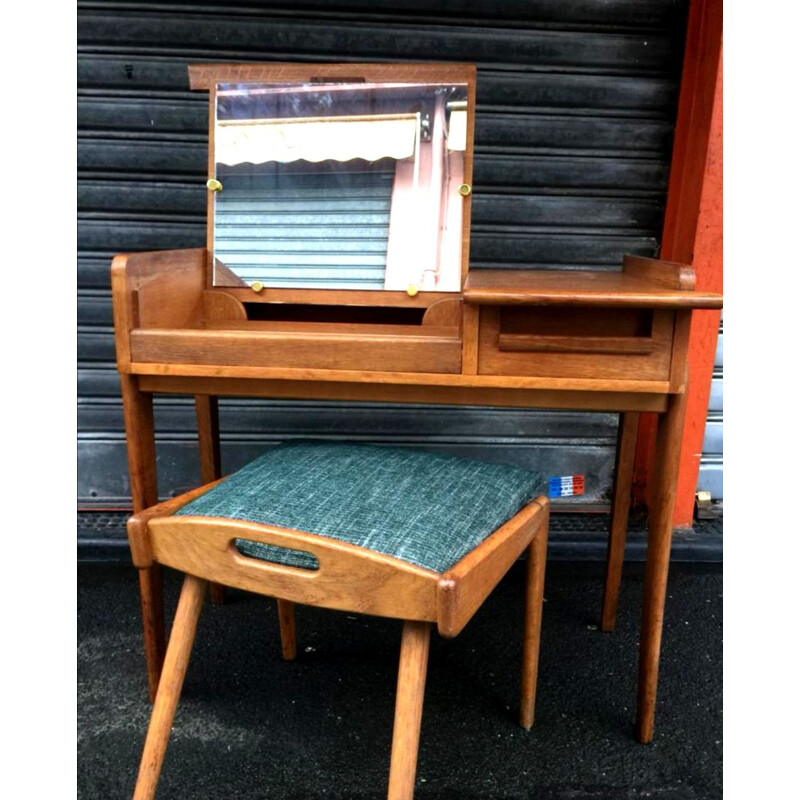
[131,328,462,374]
[477,306,674,381]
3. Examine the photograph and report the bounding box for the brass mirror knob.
[458,183,472,197]
[251,281,264,293]
[406,284,419,297]
[206,178,223,193]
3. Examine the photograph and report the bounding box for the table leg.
[601,411,639,632]
[388,621,431,800]
[121,374,165,701]
[636,391,687,743]
[194,395,226,605]
[519,508,548,730]
[277,599,297,661]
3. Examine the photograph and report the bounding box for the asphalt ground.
[78,561,722,799]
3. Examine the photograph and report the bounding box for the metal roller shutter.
[77,0,689,509]
[214,165,395,289]
[698,316,723,501]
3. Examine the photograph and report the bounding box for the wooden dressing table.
[112,62,722,745]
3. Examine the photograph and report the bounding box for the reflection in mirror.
[212,81,468,292]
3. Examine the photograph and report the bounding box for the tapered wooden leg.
[601,411,640,632]
[121,374,165,701]
[134,574,207,800]
[387,621,431,800]
[138,566,166,703]
[195,395,226,605]
[277,599,297,661]
[636,391,687,743]
[520,510,549,730]
[194,395,222,483]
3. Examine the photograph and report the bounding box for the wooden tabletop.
[464,269,723,309]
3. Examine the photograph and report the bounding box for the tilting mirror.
[210,80,469,293]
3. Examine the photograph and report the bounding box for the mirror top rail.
[188,62,477,90]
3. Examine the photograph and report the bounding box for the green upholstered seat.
[176,441,543,574]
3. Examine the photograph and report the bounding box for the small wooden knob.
[251,281,264,293]
[458,183,472,197]
[206,178,223,192]
[406,284,419,297]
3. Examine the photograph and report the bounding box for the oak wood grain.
[460,69,477,284]
[133,574,206,800]
[189,61,476,92]
[668,309,693,393]
[194,395,226,605]
[211,259,249,289]
[277,599,297,661]
[195,396,222,486]
[136,373,670,413]
[387,621,432,800]
[520,503,549,730]
[623,255,695,290]
[478,307,675,382]
[436,498,548,638]
[112,248,208,373]
[137,566,166,705]
[636,389,687,743]
[131,362,672,395]
[119,373,165,701]
[461,303,480,375]
[211,286,456,308]
[601,412,640,632]
[202,290,247,323]
[132,254,206,330]
[464,268,722,309]
[206,89,216,271]
[422,298,462,328]
[147,516,440,622]
[498,333,655,355]
[131,328,462,374]
[111,254,136,371]
[127,480,225,569]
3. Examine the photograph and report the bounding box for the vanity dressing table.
[112,62,722,744]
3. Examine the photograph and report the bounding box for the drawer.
[476,306,675,381]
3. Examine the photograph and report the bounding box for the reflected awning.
[215,114,418,165]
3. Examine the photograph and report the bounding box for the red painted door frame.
[632,0,723,526]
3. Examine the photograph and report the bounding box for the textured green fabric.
[175,442,542,574]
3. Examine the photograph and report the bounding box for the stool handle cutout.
[234,538,320,571]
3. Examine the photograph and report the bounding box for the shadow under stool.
[127,442,550,799]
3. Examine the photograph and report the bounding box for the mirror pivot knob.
[406,284,419,297]
[206,178,223,193]
[251,281,264,293]
[458,183,472,197]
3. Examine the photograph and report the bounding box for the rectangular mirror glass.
[211,80,469,292]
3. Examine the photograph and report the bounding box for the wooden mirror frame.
[188,62,477,308]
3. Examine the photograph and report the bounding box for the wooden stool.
[127,442,550,799]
